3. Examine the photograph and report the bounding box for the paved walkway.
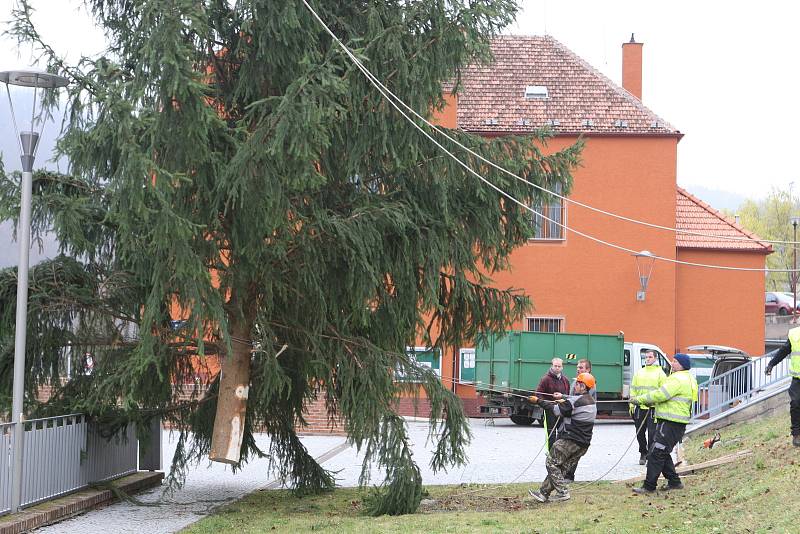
[35,418,645,533]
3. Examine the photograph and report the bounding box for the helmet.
[576,372,596,390]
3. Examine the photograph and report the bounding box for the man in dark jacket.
[765,327,800,447]
[536,358,571,449]
[528,373,597,503]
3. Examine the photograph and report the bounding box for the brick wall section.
[461,396,483,418]
[35,379,70,403]
[393,396,484,418]
[394,397,432,418]
[296,395,346,436]
[166,384,348,435]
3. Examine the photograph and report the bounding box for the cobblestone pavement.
[35,418,646,533]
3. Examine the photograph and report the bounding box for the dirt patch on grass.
[418,492,534,513]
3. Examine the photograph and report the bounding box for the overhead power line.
[301,2,793,248]
[300,0,800,273]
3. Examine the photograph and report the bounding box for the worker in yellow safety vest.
[630,353,698,494]
[629,350,667,465]
[765,325,800,447]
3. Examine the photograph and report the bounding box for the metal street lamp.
[0,69,69,512]
[791,216,800,319]
[634,250,655,301]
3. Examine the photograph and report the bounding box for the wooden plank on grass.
[613,449,752,484]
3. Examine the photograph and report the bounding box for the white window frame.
[526,316,564,333]
[458,347,476,384]
[530,183,566,241]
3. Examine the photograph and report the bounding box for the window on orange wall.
[530,182,565,240]
[394,347,442,382]
[526,317,563,332]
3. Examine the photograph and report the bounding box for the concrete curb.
[0,471,164,534]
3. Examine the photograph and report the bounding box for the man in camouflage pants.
[527,373,597,503]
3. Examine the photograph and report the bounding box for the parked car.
[685,344,749,386]
[765,291,797,315]
[781,292,800,307]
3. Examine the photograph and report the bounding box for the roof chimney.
[622,33,643,100]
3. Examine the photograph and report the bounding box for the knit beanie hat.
[673,353,691,370]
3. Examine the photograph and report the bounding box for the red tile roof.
[456,35,680,136]
[676,187,771,253]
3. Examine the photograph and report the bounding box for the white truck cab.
[622,342,670,398]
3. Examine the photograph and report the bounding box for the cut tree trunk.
[210,320,252,464]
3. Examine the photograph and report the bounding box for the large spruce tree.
[0,0,580,514]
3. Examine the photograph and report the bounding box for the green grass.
[182,410,800,533]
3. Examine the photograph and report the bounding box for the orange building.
[427,36,770,410]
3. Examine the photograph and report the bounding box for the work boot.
[632,486,657,495]
[639,454,647,465]
[548,491,571,502]
[793,435,800,447]
[528,489,548,503]
[659,481,685,491]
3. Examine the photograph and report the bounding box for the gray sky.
[511,1,800,200]
[1,0,797,265]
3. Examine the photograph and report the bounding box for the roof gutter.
[465,129,685,141]
[676,245,773,255]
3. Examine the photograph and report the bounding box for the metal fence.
[0,422,13,516]
[0,414,139,515]
[692,353,791,421]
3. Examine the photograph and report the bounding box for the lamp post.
[0,69,69,512]
[792,216,800,319]
[634,250,655,301]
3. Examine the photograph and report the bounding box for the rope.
[570,413,650,493]
[449,417,557,498]
[233,331,637,405]
[447,405,649,500]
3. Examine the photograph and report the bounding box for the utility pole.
[792,217,800,320]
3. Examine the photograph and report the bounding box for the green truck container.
[476,331,670,424]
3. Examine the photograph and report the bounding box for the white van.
[622,342,671,399]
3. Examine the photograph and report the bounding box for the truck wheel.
[510,414,535,426]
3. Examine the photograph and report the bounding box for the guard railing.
[691,352,791,422]
[0,414,140,515]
